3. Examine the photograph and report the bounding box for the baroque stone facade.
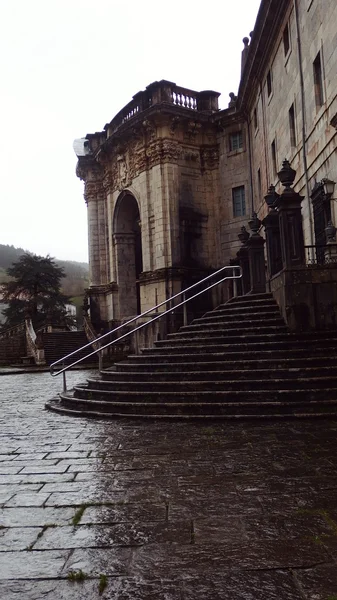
[75,0,336,330]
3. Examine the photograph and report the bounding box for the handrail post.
[183,292,187,326]
[98,345,103,372]
[62,365,67,393]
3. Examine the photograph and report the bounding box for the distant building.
[75,0,337,331]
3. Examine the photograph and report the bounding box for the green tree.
[1,253,72,329]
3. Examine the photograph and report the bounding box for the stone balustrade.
[105,80,220,137]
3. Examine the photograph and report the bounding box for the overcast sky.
[0,0,261,263]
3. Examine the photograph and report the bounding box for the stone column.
[85,182,101,287]
[246,213,266,294]
[262,185,282,278]
[275,160,305,269]
[113,233,138,317]
[236,226,251,295]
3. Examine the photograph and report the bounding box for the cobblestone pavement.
[1,371,337,599]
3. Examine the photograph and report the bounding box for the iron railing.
[305,244,337,265]
[50,264,242,391]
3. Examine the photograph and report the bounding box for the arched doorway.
[113,193,143,318]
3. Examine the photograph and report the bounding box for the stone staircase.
[42,331,97,367]
[46,293,337,419]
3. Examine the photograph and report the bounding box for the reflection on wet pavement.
[1,371,337,598]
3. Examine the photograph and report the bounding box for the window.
[257,168,262,199]
[283,24,290,56]
[289,104,296,147]
[266,70,272,97]
[313,52,324,109]
[254,108,258,131]
[271,140,277,177]
[229,131,243,151]
[232,186,246,217]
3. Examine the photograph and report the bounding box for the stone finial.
[228,92,238,108]
[278,159,296,188]
[248,212,262,235]
[243,37,249,48]
[264,184,280,209]
[238,225,250,244]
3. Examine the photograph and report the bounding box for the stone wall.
[241,0,337,244]
[0,324,26,365]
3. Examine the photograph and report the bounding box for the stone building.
[75,0,337,332]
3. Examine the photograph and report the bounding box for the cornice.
[237,0,289,111]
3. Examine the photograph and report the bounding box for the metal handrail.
[50,264,242,391]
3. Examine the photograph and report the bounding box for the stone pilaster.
[275,160,305,269]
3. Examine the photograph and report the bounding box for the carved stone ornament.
[200,146,219,169]
[186,120,202,137]
[184,150,200,162]
[142,119,156,141]
[103,170,115,194]
[162,140,183,162]
[76,161,87,181]
[116,154,131,190]
[170,116,180,134]
[84,180,104,204]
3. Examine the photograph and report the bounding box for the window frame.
[313,51,324,110]
[232,186,246,218]
[289,104,296,147]
[229,131,243,152]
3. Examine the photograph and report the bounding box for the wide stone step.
[85,375,337,392]
[128,346,337,361]
[228,293,274,302]
[73,386,337,404]
[191,310,282,323]
[101,365,337,381]
[177,318,285,332]
[155,330,294,347]
[48,393,337,419]
[112,356,337,372]
[164,330,337,343]
[147,338,337,353]
[218,296,274,308]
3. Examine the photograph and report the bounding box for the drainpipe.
[293,0,314,245]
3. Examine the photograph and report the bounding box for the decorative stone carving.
[116,154,131,190]
[200,146,219,169]
[103,170,115,194]
[142,119,156,142]
[162,140,182,162]
[186,120,202,137]
[76,161,87,181]
[84,183,98,204]
[170,116,180,134]
[184,150,200,162]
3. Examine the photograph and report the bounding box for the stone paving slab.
[1,371,337,598]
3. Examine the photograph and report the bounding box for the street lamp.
[322,178,335,199]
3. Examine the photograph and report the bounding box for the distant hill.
[0,244,89,297]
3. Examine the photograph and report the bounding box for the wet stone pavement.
[1,372,337,599]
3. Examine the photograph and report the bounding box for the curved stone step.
[112,356,337,372]
[72,386,337,404]
[100,365,337,382]
[46,394,337,419]
[127,346,337,362]
[191,311,281,323]
[84,375,337,392]
[145,340,337,353]
[176,318,286,332]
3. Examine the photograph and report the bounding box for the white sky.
[0,0,261,263]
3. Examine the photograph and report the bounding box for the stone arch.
[113,191,143,317]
